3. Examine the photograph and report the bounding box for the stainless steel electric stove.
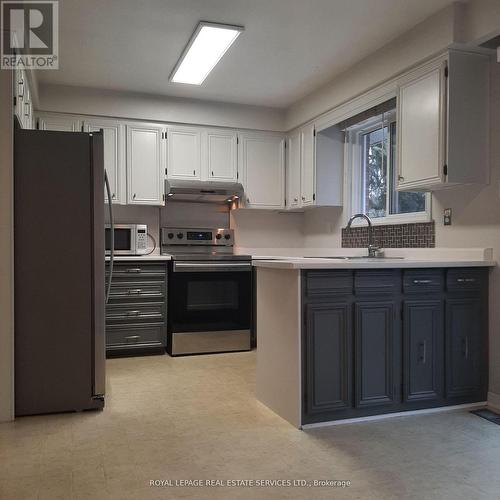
[161,227,252,356]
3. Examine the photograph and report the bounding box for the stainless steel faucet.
[346,213,380,258]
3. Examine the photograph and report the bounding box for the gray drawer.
[447,269,486,292]
[106,324,165,347]
[305,271,353,297]
[109,281,165,300]
[354,270,400,295]
[107,263,166,280]
[106,302,165,323]
[404,270,443,294]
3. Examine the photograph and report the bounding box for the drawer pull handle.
[127,289,143,295]
[125,335,141,341]
[457,278,476,283]
[413,279,432,284]
[419,340,427,364]
[126,310,141,316]
[462,337,469,359]
[125,268,142,273]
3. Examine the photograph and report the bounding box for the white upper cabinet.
[397,63,445,190]
[83,118,126,205]
[286,130,301,209]
[14,69,34,129]
[166,126,201,180]
[206,129,238,182]
[397,51,490,191]
[126,123,166,205]
[300,123,316,206]
[239,133,285,209]
[37,112,81,132]
[286,121,343,210]
[13,68,25,127]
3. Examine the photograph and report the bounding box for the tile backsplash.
[342,221,435,248]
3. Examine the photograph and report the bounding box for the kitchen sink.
[302,256,405,260]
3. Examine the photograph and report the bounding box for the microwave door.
[105,226,136,255]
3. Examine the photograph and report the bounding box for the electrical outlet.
[443,208,452,226]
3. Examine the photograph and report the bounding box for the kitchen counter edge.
[252,259,496,269]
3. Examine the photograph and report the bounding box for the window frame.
[344,114,431,227]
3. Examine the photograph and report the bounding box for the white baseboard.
[487,392,500,413]
[301,402,487,429]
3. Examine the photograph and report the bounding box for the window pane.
[362,126,388,218]
[389,122,426,214]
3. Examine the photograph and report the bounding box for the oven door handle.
[173,262,252,272]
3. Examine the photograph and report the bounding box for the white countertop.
[106,254,171,261]
[246,247,496,269]
[252,257,495,269]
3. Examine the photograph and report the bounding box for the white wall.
[285,3,462,130]
[463,0,500,44]
[231,209,304,249]
[37,85,286,132]
[0,69,14,422]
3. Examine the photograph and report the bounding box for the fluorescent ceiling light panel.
[170,22,244,85]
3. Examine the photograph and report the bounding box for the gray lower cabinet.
[403,300,444,403]
[355,301,398,409]
[302,267,488,424]
[105,261,168,356]
[305,302,352,414]
[446,297,485,399]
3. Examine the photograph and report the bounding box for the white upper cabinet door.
[206,129,238,181]
[22,84,32,129]
[14,68,25,128]
[397,63,446,191]
[84,119,126,205]
[286,130,301,209]
[239,133,285,209]
[300,123,316,206]
[37,113,81,132]
[127,123,166,205]
[166,126,201,180]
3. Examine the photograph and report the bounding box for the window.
[346,103,430,224]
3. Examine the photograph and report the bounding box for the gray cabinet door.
[446,297,483,398]
[355,301,398,408]
[305,302,352,414]
[403,300,444,402]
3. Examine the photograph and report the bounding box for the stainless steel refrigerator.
[14,128,106,416]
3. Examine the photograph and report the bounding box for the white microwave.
[105,224,148,255]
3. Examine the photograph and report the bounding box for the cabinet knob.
[112,193,116,199]
[193,170,196,176]
[211,171,214,177]
[398,175,404,182]
[133,193,136,199]
[247,198,250,203]
[301,196,305,201]
[294,197,298,202]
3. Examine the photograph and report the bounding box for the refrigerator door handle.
[104,170,114,304]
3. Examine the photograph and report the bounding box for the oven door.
[168,261,252,354]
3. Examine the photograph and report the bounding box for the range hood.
[165,179,244,203]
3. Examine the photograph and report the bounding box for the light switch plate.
[444,208,452,226]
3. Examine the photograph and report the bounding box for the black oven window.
[106,228,131,251]
[186,281,238,311]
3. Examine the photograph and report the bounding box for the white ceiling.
[39,0,456,108]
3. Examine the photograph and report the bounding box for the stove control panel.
[161,227,234,246]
